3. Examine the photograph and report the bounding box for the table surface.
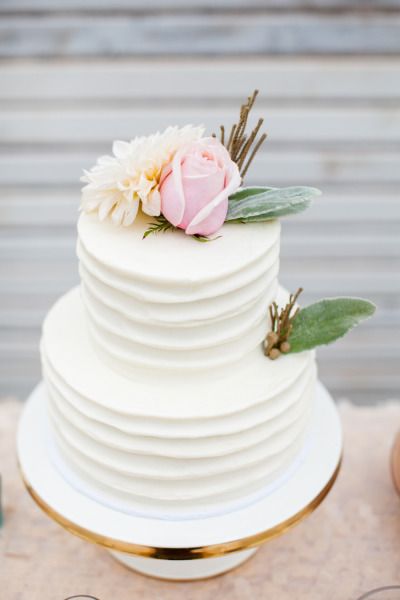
[1,399,400,600]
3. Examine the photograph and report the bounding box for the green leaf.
[289,297,376,353]
[143,215,176,239]
[226,186,321,223]
[193,234,222,243]
[228,186,276,202]
[143,215,221,243]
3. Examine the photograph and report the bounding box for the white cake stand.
[17,381,342,581]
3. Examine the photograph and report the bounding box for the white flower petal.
[122,201,139,226]
[111,203,126,226]
[98,196,116,221]
[142,188,161,216]
[113,140,131,158]
[80,197,100,212]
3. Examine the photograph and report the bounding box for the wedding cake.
[40,92,373,519]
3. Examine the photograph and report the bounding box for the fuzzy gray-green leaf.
[226,186,321,223]
[228,186,276,202]
[289,297,376,353]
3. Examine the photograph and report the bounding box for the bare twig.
[263,288,303,359]
[220,125,225,145]
[241,133,267,178]
[214,89,267,179]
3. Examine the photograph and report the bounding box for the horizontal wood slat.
[2,106,400,143]
[1,59,400,101]
[2,14,400,57]
[1,1,400,12]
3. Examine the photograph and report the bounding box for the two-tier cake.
[41,211,316,517]
[20,92,374,578]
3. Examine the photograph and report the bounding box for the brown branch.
[215,89,267,179]
[237,118,264,170]
[263,288,303,360]
[227,124,237,153]
[240,133,267,178]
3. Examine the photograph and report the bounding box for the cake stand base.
[109,548,258,581]
[17,381,342,581]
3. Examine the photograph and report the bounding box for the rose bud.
[159,137,241,237]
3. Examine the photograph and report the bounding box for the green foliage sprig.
[143,215,220,242]
[142,215,176,239]
[264,291,376,359]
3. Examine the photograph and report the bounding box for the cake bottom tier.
[41,287,317,517]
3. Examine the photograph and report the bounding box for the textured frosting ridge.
[41,213,317,516]
[77,212,280,374]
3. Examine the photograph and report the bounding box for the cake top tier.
[78,211,281,285]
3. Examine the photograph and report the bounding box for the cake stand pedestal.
[17,381,342,581]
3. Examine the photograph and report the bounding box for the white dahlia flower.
[80,125,204,226]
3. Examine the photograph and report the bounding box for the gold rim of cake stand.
[20,455,341,561]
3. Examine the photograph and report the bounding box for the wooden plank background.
[1,0,399,402]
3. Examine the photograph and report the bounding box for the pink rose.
[159,137,241,236]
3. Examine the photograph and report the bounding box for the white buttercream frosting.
[77,211,280,374]
[41,213,317,516]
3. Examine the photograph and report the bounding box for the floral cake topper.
[80,90,375,358]
[81,90,320,241]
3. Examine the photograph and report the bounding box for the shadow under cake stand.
[17,381,342,581]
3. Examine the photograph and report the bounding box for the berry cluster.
[263,288,303,360]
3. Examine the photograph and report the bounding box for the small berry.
[267,331,279,345]
[280,341,291,353]
[268,348,281,360]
